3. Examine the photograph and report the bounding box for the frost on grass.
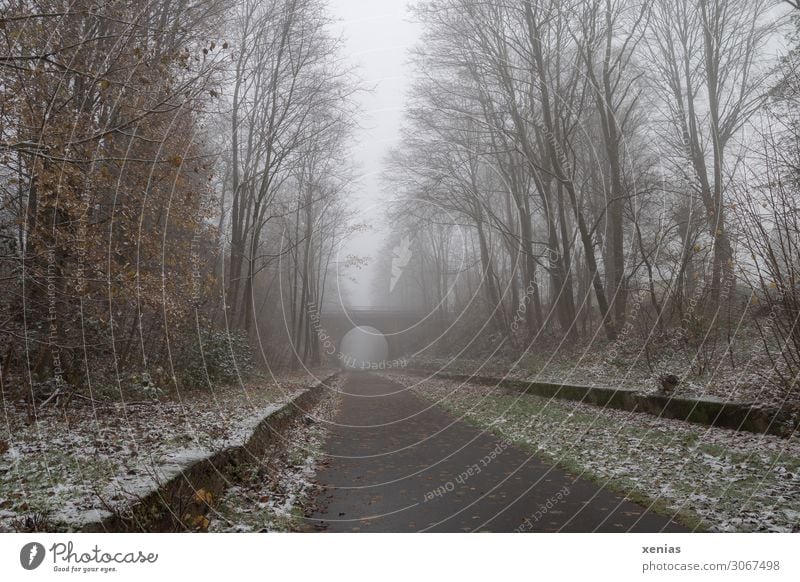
[412,327,800,411]
[208,381,340,532]
[0,372,327,532]
[386,373,800,533]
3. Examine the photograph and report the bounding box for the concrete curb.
[81,373,338,532]
[402,369,798,438]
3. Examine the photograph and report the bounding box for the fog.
[329,1,421,307]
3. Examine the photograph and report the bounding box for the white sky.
[328,1,421,307]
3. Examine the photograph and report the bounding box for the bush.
[180,329,256,388]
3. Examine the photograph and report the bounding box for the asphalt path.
[307,372,688,532]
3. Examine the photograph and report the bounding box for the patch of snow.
[386,372,800,533]
[0,372,328,531]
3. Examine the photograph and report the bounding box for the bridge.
[316,306,437,365]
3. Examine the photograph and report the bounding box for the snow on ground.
[0,370,333,532]
[385,373,800,532]
[208,380,341,532]
[412,331,800,411]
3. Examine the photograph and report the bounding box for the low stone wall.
[404,369,798,438]
[82,373,337,532]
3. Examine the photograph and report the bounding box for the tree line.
[383,0,800,394]
[0,0,358,406]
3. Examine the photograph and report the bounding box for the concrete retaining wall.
[82,374,337,532]
[406,369,798,438]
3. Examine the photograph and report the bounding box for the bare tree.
[645,0,780,311]
[224,0,357,335]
